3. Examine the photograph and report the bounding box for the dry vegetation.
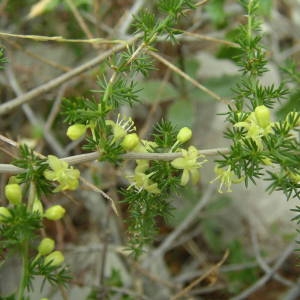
[0,0,300,299]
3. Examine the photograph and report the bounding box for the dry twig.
[171,250,229,300]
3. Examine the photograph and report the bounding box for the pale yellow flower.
[44,155,80,192]
[211,165,244,193]
[234,106,273,150]
[171,146,206,186]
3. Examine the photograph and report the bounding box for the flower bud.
[5,183,22,205]
[177,127,192,143]
[66,124,86,140]
[32,197,44,215]
[121,133,139,151]
[44,205,66,221]
[38,238,55,256]
[44,250,64,267]
[261,157,272,166]
[0,207,11,222]
[289,172,300,183]
[254,105,270,129]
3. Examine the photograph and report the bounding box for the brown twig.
[0,36,139,115]
[181,31,240,48]
[149,51,232,105]
[171,250,229,300]
[232,237,298,300]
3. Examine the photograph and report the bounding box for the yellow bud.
[38,238,55,256]
[32,197,44,215]
[254,105,271,129]
[66,124,86,140]
[121,133,139,151]
[0,207,11,222]
[289,172,300,183]
[5,183,22,205]
[261,157,272,166]
[177,127,192,143]
[44,250,64,267]
[44,205,66,221]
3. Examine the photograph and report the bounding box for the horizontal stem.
[0,35,139,115]
[0,147,229,174]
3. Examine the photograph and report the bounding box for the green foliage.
[0,204,70,297]
[120,120,181,255]
[158,0,195,16]
[0,47,7,70]
[95,77,141,108]
[216,0,300,199]
[61,97,100,124]
[133,0,195,43]
[277,60,300,118]
[13,145,53,197]
[29,257,71,289]
[0,205,42,252]
[120,46,154,76]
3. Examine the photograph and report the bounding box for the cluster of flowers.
[0,181,66,264]
[211,105,300,193]
[66,115,209,194]
[0,156,81,271]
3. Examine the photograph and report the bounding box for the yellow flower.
[106,114,136,143]
[44,155,80,192]
[254,105,271,129]
[171,146,206,186]
[127,161,161,194]
[211,165,244,193]
[234,106,273,149]
[130,172,161,194]
[288,172,300,184]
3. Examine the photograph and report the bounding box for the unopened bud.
[5,183,22,205]
[44,205,66,221]
[0,207,11,222]
[32,197,44,215]
[177,127,192,143]
[121,133,139,151]
[66,124,86,140]
[254,105,271,129]
[38,238,55,256]
[44,250,64,267]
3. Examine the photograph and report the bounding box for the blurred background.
[1,0,300,299]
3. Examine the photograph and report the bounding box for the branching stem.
[0,147,229,174]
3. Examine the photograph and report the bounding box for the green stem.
[27,181,36,212]
[17,241,30,300]
[17,181,37,300]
